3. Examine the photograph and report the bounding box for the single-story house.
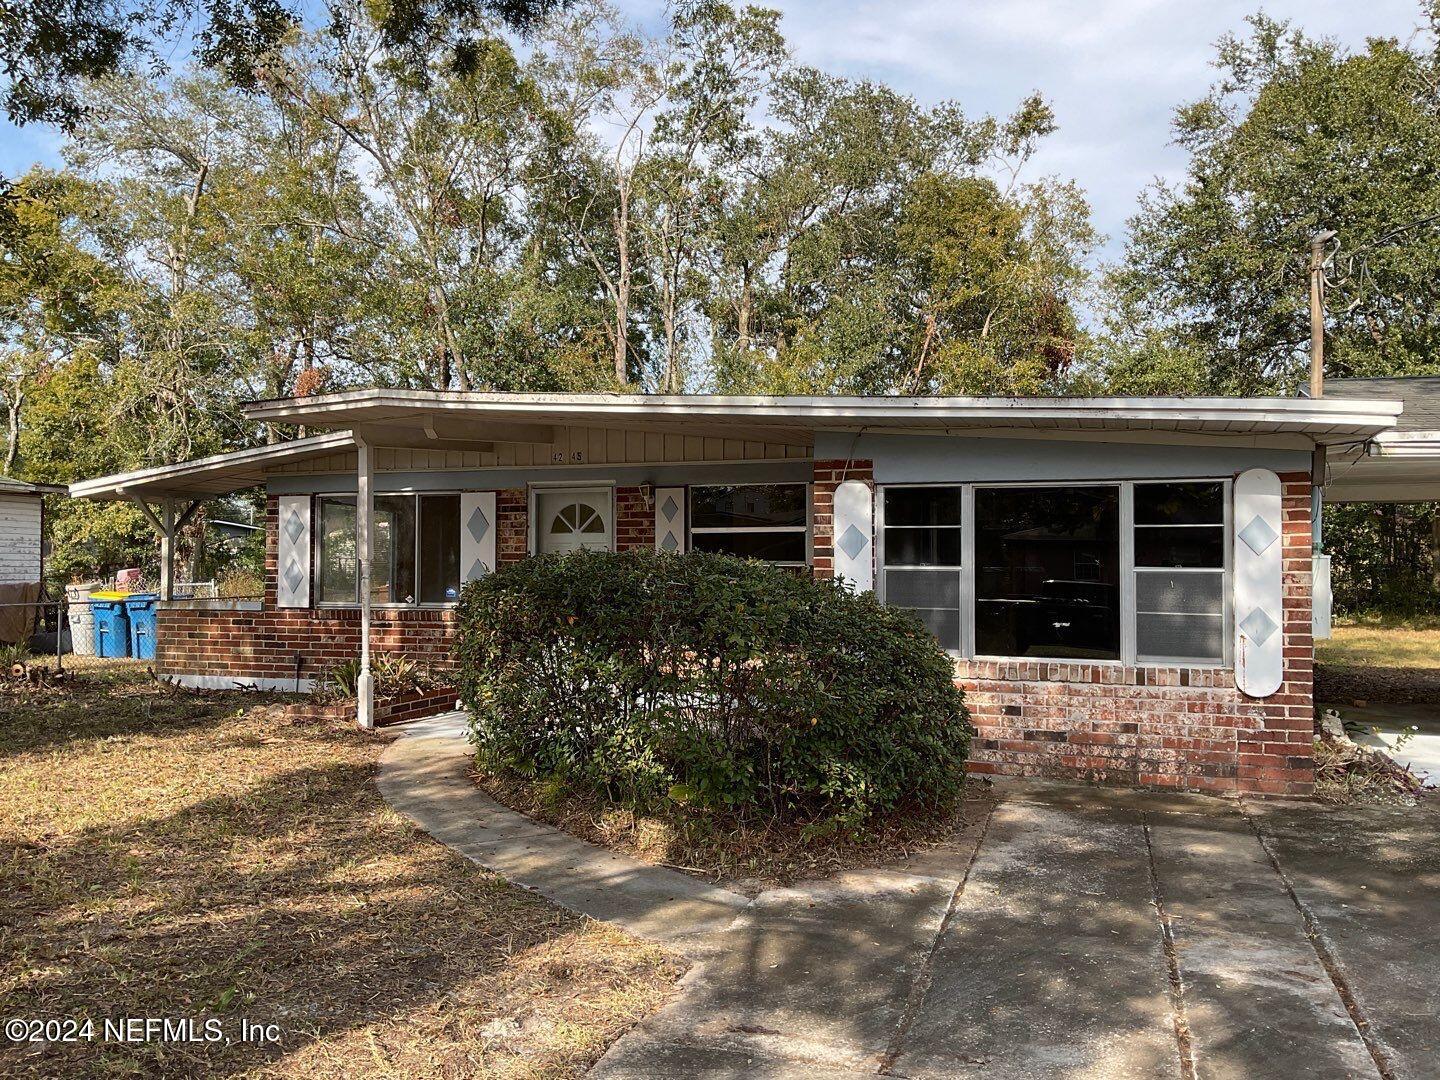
[68,389,1439,797]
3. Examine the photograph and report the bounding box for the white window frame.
[527,483,616,556]
[1132,479,1232,667]
[875,483,967,654]
[876,478,1234,668]
[687,482,812,567]
[312,490,465,610]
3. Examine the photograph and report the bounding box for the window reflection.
[974,486,1120,659]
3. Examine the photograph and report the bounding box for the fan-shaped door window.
[537,490,612,554]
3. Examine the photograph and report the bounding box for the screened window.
[881,486,964,652]
[974,486,1120,660]
[316,494,461,606]
[1134,482,1225,662]
[688,484,808,564]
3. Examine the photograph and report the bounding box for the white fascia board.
[69,431,355,501]
[243,390,1404,438]
[1369,430,1440,457]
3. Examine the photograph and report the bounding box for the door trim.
[528,485,616,555]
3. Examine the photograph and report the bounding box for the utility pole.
[1309,230,1336,398]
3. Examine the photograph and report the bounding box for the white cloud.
[621,0,1426,262]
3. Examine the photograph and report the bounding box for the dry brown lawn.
[0,661,679,1078]
[1316,624,1440,705]
[1318,624,1440,669]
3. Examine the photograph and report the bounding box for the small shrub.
[312,654,445,703]
[455,550,971,824]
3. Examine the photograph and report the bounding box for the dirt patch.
[1315,661,1440,707]
[474,769,997,895]
[0,667,679,1078]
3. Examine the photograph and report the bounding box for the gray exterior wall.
[815,432,1312,484]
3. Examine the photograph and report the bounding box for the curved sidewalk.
[376,712,750,953]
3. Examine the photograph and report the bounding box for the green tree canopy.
[1105,9,1440,394]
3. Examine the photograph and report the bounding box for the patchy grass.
[1316,624,1440,705]
[0,662,679,1078]
[475,769,995,895]
[1319,624,1440,669]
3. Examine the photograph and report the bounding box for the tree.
[700,71,1095,395]
[1107,11,1440,393]
[0,0,572,129]
[0,169,124,472]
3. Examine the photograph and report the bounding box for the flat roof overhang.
[71,391,1407,504]
[243,390,1405,447]
[68,431,357,503]
[1324,432,1440,503]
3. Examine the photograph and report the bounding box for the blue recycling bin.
[125,593,159,660]
[91,592,132,658]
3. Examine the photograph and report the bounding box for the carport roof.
[1322,379,1440,503]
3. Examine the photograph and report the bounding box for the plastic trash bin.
[124,593,159,660]
[65,583,99,657]
[91,591,132,658]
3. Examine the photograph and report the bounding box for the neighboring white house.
[0,476,62,586]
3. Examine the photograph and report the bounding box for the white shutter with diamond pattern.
[833,480,874,593]
[277,495,311,608]
[654,487,685,553]
[460,492,497,584]
[1233,468,1283,697]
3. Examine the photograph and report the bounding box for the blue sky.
[1,0,1426,264]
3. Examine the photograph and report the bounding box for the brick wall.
[497,488,528,564]
[961,472,1315,796]
[811,459,874,581]
[157,604,459,685]
[615,486,654,552]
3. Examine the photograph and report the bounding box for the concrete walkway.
[379,716,1439,1079]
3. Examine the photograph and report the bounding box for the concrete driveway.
[380,718,1440,1079]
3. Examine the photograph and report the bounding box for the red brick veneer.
[157,604,458,684]
[497,488,527,564]
[615,486,654,552]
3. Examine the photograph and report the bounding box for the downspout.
[355,434,375,730]
[1308,229,1334,555]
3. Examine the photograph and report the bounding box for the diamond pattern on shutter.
[276,495,311,608]
[460,492,497,583]
[654,487,685,553]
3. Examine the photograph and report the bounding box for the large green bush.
[455,550,971,823]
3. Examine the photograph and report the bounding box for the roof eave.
[242,389,1404,442]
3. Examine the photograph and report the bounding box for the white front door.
[535,489,613,554]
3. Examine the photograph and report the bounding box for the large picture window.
[878,479,1231,666]
[880,486,964,651]
[1134,482,1225,662]
[688,484,808,564]
[974,486,1121,660]
[316,494,462,606]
